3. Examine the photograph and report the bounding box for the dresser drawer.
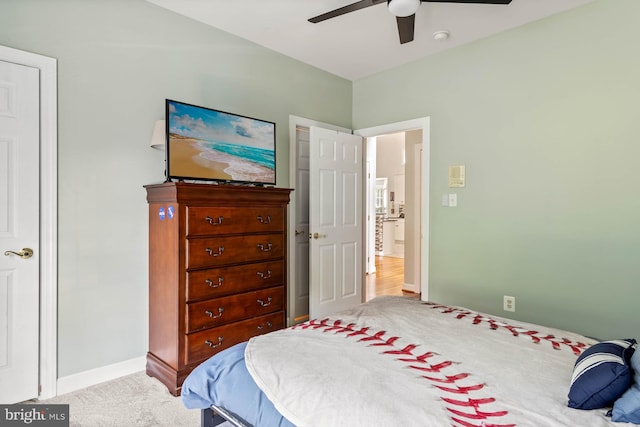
[186,311,284,365]
[187,260,284,302]
[187,234,283,269]
[187,206,284,236]
[187,286,284,333]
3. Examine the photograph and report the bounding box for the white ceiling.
[147,0,593,81]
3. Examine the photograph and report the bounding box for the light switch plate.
[448,165,466,188]
[442,194,449,207]
[448,194,457,207]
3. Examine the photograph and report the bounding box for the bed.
[182,296,638,426]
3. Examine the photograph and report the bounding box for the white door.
[309,127,363,319]
[291,125,310,323]
[0,59,40,403]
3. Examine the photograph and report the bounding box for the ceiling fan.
[309,0,513,44]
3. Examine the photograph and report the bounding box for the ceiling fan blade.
[396,15,415,44]
[309,0,387,23]
[423,0,512,4]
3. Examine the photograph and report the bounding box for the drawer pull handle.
[257,297,272,307]
[205,307,224,319]
[257,321,273,330]
[205,216,224,225]
[257,215,272,224]
[257,243,273,252]
[205,337,223,348]
[205,247,225,257]
[205,277,224,288]
[257,270,272,280]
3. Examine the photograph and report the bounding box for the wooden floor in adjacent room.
[365,256,418,300]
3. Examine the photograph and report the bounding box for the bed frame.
[201,406,251,427]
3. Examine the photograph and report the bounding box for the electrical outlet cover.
[503,295,515,312]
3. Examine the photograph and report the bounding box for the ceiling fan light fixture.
[387,0,421,17]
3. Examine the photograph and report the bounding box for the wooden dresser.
[144,182,292,395]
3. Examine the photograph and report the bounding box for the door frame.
[355,117,430,300]
[0,45,58,399]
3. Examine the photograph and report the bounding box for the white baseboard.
[55,356,146,396]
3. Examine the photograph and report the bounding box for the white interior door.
[288,116,352,324]
[291,125,310,323]
[0,59,40,403]
[309,127,363,319]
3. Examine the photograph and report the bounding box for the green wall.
[1,0,637,381]
[354,0,639,340]
[0,0,351,377]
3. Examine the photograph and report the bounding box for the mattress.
[183,296,629,427]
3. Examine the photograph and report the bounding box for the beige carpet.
[34,371,204,427]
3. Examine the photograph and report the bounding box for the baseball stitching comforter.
[184,296,630,426]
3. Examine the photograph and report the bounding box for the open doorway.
[362,130,423,300]
[355,117,430,301]
[287,116,430,325]
[367,132,408,299]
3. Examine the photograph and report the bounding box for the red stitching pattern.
[423,302,589,356]
[292,318,516,427]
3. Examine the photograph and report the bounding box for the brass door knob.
[3,248,34,259]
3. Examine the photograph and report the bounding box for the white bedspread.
[245,296,620,427]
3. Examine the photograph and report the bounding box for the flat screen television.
[165,99,276,185]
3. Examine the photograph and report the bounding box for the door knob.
[3,248,34,259]
[311,233,326,240]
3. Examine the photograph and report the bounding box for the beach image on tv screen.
[167,100,275,184]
